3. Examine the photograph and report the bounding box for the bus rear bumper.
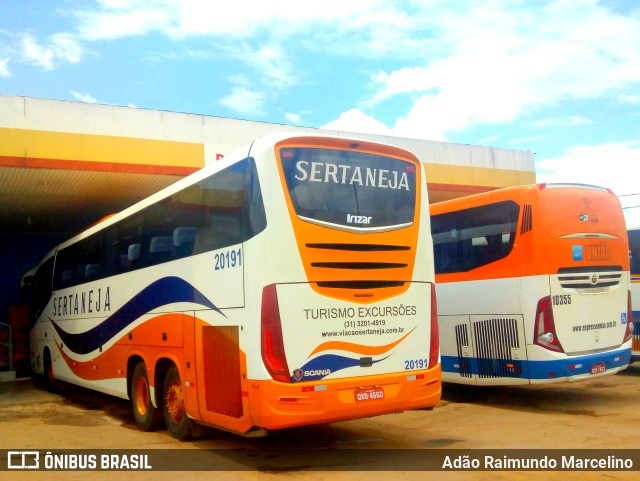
[441,348,631,385]
[528,347,632,384]
[247,365,441,430]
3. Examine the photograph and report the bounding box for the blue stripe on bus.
[51,276,222,355]
[441,348,631,380]
[291,354,388,382]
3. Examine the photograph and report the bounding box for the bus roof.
[430,183,614,215]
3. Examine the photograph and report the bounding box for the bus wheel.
[163,365,193,440]
[131,362,163,431]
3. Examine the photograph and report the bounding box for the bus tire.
[131,362,163,431]
[162,364,193,440]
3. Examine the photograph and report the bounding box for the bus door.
[193,308,247,429]
[441,314,529,385]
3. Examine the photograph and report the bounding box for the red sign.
[354,387,385,402]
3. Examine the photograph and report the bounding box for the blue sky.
[1,0,639,205]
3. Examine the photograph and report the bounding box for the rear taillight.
[428,283,440,369]
[624,290,633,343]
[261,284,291,383]
[534,296,564,352]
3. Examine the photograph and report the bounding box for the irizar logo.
[347,213,372,225]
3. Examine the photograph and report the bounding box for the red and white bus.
[431,183,632,385]
[27,132,441,438]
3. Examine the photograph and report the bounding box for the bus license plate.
[590,363,606,374]
[355,387,384,402]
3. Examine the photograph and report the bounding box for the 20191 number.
[214,248,242,270]
[405,358,428,370]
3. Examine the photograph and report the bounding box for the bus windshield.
[280,147,416,231]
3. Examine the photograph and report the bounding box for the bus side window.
[629,230,640,274]
[30,256,54,323]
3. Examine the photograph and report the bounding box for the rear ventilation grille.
[520,204,533,235]
[474,318,522,379]
[311,262,408,269]
[316,280,405,289]
[455,324,472,378]
[306,243,410,252]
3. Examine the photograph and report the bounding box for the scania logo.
[291,367,331,382]
[591,274,598,285]
[579,213,589,222]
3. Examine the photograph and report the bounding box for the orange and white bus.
[27,132,440,439]
[624,206,640,358]
[431,183,633,385]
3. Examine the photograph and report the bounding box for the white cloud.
[225,43,296,91]
[321,108,392,136]
[75,0,389,41]
[71,91,99,103]
[0,58,10,77]
[362,1,640,137]
[51,33,83,63]
[285,113,301,123]
[20,33,83,70]
[75,4,172,40]
[536,142,640,196]
[219,86,265,117]
[21,35,54,70]
[617,94,640,105]
[6,0,640,148]
[253,44,296,90]
[529,116,593,128]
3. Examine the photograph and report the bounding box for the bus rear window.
[280,147,416,232]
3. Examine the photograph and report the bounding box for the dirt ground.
[1,361,639,481]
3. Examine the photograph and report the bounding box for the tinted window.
[54,232,105,289]
[106,213,143,274]
[190,157,266,254]
[432,201,519,274]
[30,256,54,322]
[280,147,416,231]
[628,230,640,275]
[52,157,266,289]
